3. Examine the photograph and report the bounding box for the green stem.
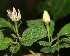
[29,50,37,56]
[24,46,37,56]
[46,23,51,52]
[14,22,20,39]
[46,23,51,44]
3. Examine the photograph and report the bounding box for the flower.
[43,11,50,23]
[7,7,21,21]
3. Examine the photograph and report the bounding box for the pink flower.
[7,7,21,21]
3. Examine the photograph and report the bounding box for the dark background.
[0,0,70,56]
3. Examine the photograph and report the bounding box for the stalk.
[14,22,20,39]
[24,46,38,56]
[29,50,38,56]
[46,23,51,44]
[46,23,51,53]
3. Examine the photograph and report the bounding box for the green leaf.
[40,40,70,53]
[51,0,70,21]
[58,43,70,49]
[26,19,44,28]
[61,43,70,48]
[61,38,70,43]
[0,18,13,29]
[39,41,50,46]
[27,19,55,36]
[40,47,56,53]
[52,42,70,50]
[9,45,20,53]
[60,38,70,48]
[40,44,64,53]
[0,37,13,50]
[50,20,55,35]
[58,23,70,37]
[21,19,54,46]
[20,19,47,46]
[52,44,62,50]
[21,26,47,46]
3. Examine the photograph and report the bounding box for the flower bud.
[43,11,50,23]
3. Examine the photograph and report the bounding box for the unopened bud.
[43,11,50,23]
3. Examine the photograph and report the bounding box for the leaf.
[0,18,13,29]
[9,45,20,53]
[21,19,54,46]
[21,25,47,46]
[51,0,70,21]
[39,41,50,46]
[40,47,56,53]
[0,37,13,50]
[60,38,70,48]
[59,43,70,48]
[52,42,70,50]
[20,19,47,46]
[52,44,62,50]
[40,40,70,53]
[58,23,70,37]
[50,20,55,35]
[26,19,44,28]
[61,38,70,43]
[27,19,55,36]
[40,44,64,53]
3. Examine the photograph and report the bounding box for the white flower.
[7,7,21,21]
[43,11,50,23]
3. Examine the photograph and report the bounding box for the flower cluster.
[7,7,21,21]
